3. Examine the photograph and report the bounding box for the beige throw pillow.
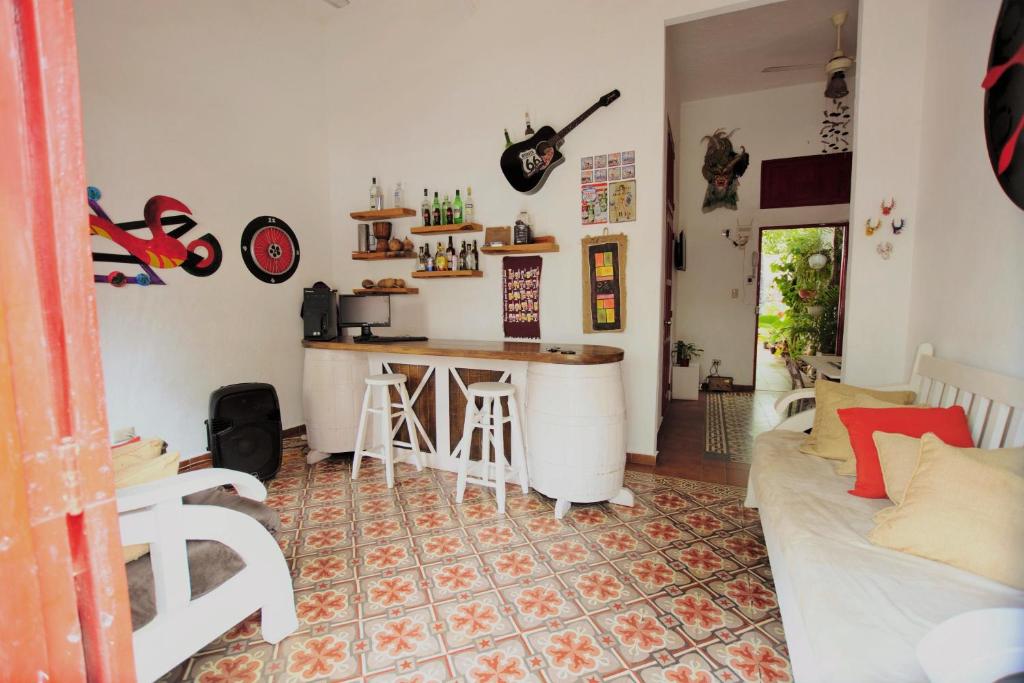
[869,434,1024,590]
[113,449,180,562]
[800,381,915,459]
[802,389,910,463]
[111,438,166,472]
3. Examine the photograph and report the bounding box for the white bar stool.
[454,382,528,513]
[352,373,423,488]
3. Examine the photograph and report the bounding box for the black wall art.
[983,0,1024,210]
[240,216,300,284]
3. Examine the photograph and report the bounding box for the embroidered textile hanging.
[502,255,542,339]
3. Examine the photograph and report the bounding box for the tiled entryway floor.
[168,438,790,682]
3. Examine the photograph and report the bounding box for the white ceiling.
[667,0,859,102]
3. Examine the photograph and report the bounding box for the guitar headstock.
[600,90,621,106]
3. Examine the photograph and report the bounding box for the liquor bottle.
[472,240,480,271]
[504,129,512,148]
[425,245,434,272]
[465,186,475,223]
[416,245,426,271]
[421,189,431,225]
[393,182,403,209]
[434,241,447,271]
[443,194,453,225]
[370,177,380,210]
[458,240,467,270]
[453,189,464,224]
[432,192,441,226]
[446,237,457,271]
[524,112,535,136]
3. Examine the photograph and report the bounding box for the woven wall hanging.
[581,232,627,333]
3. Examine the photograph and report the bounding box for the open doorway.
[755,223,849,390]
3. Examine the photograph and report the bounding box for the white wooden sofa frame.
[759,342,1024,680]
[117,468,298,683]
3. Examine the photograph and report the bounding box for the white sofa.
[745,345,1024,682]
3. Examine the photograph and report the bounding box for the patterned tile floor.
[170,437,790,683]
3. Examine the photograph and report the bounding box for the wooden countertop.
[302,338,624,365]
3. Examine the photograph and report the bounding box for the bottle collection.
[420,186,475,226]
[416,237,479,272]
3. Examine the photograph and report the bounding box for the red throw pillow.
[836,405,974,498]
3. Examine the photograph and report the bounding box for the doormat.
[705,392,755,464]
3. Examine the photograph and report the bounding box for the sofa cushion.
[800,381,915,460]
[870,434,1024,590]
[873,432,922,502]
[837,405,973,498]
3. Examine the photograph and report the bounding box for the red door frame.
[752,222,850,388]
[0,1,135,679]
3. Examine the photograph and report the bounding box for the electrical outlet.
[731,288,739,299]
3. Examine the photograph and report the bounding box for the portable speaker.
[206,383,282,480]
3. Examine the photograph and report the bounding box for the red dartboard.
[240,216,300,284]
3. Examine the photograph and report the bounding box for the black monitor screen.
[338,294,390,328]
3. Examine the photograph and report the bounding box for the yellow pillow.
[869,434,1024,589]
[111,438,166,471]
[114,450,180,562]
[801,386,912,462]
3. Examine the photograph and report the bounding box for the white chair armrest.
[116,468,266,513]
[774,389,815,420]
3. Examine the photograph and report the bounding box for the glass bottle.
[443,194,453,225]
[458,240,467,270]
[432,192,441,226]
[416,245,425,271]
[425,244,434,272]
[421,189,431,225]
[465,186,475,223]
[434,241,447,271]
[472,240,480,271]
[453,189,464,224]
[504,129,512,148]
[370,177,380,210]
[446,237,457,271]
[392,182,403,209]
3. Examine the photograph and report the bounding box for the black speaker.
[206,383,282,480]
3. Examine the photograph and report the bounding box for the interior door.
[661,123,676,416]
[0,1,135,679]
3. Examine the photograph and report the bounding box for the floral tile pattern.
[166,436,790,682]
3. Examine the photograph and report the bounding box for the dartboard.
[240,216,300,284]
[984,0,1024,210]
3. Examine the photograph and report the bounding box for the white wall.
[673,82,851,386]
[76,0,334,455]
[906,0,1024,378]
[321,0,764,456]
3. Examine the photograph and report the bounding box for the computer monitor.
[338,294,390,340]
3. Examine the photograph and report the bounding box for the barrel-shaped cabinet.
[302,347,369,461]
[525,361,627,504]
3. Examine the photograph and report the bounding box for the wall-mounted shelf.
[410,222,482,235]
[353,287,419,295]
[411,270,482,279]
[350,208,417,221]
[480,241,559,254]
[351,250,416,260]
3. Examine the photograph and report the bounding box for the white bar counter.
[301,338,632,517]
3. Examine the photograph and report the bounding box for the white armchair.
[117,468,298,683]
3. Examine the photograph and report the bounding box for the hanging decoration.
[820,98,852,153]
[240,216,301,284]
[880,197,896,215]
[88,187,222,287]
[891,218,906,235]
[865,218,881,236]
[877,242,894,259]
[501,255,542,339]
[581,149,635,225]
[982,0,1024,210]
[581,232,627,333]
[700,129,749,213]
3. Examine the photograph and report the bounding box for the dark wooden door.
[661,124,676,418]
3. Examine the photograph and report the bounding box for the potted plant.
[675,341,703,367]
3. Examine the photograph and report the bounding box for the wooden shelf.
[411,270,482,279]
[480,241,559,254]
[350,208,417,220]
[410,222,482,235]
[353,287,419,295]
[351,250,416,260]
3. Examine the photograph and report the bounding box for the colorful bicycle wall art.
[88,186,222,287]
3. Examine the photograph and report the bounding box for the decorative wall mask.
[865,218,881,236]
[700,129,749,213]
[240,216,301,284]
[982,0,1024,210]
[891,219,905,235]
[880,198,896,215]
[877,242,894,259]
[88,187,222,287]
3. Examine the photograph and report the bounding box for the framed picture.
[608,180,636,223]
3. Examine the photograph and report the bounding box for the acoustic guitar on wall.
[500,89,621,194]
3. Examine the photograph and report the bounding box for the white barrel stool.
[454,382,528,513]
[351,373,423,488]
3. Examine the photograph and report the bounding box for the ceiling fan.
[761,11,855,98]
